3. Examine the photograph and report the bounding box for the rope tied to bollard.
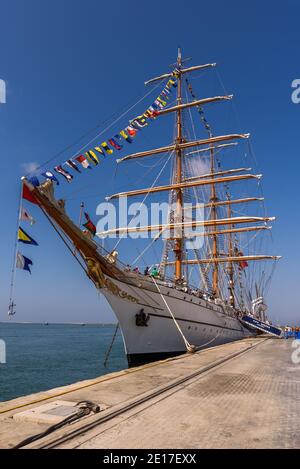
[151,277,196,353]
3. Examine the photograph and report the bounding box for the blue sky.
[0,0,299,324]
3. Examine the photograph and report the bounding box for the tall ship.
[18,50,281,366]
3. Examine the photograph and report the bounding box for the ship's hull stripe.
[147,311,244,333]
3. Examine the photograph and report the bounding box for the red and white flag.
[54,165,73,183]
[75,155,91,169]
[20,207,35,225]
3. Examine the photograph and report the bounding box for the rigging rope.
[151,276,196,353]
[25,80,163,177]
[68,81,163,164]
[131,223,170,266]
[184,81,216,292]
[185,78,213,137]
[112,151,174,252]
[103,323,119,368]
[63,153,166,202]
[39,206,90,279]
[8,184,22,316]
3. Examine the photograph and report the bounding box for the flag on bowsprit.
[32,77,178,186]
[18,227,39,246]
[154,99,164,110]
[113,135,124,148]
[75,155,92,169]
[20,207,35,225]
[119,130,133,143]
[167,78,177,88]
[101,142,113,155]
[54,165,73,183]
[157,96,167,107]
[82,212,96,236]
[130,115,148,129]
[16,251,33,274]
[66,159,81,173]
[125,126,137,137]
[86,150,100,166]
[41,170,60,185]
[161,90,170,100]
[94,146,105,157]
[108,138,122,151]
[22,183,38,205]
[28,176,40,187]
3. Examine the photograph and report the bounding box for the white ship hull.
[102,274,254,366]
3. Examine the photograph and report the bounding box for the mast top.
[177,47,182,67]
[144,49,216,85]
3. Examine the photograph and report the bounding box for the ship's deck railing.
[95,243,206,293]
[94,242,244,316]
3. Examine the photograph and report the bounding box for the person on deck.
[151,266,160,278]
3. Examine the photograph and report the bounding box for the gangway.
[241,315,283,338]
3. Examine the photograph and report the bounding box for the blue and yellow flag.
[101,142,113,154]
[94,146,105,156]
[157,96,167,106]
[85,151,99,166]
[18,227,38,246]
[16,251,33,273]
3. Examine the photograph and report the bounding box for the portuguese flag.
[22,183,38,205]
[83,212,96,236]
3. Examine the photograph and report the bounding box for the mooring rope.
[103,323,119,367]
[151,277,196,353]
[194,328,221,350]
[151,276,227,353]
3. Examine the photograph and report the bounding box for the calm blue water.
[0,323,127,402]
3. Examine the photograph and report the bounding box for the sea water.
[0,323,127,402]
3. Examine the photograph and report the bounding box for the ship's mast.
[109,50,278,296]
[24,50,280,310]
[210,144,219,297]
[227,193,235,306]
[174,48,183,282]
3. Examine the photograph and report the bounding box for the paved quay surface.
[0,337,299,449]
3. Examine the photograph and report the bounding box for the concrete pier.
[0,337,299,449]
